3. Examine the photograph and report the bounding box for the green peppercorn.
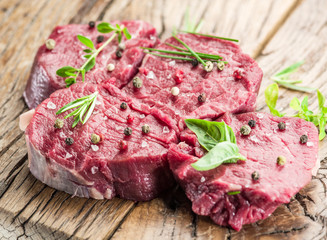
[142,124,150,134]
[88,21,95,28]
[300,134,308,144]
[198,93,207,103]
[116,50,123,58]
[248,120,256,128]
[217,62,225,71]
[240,125,251,136]
[97,35,104,43]
[133,77,143,88]
[278,122,286,130]
[251,171,259,181]
[124,127,132,136]
[54,119,64,129]
[65,137,74,145]
[277,156,286,166]
[120,102,128,110]
[91,133,100,144]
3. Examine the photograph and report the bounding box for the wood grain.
[0,0,326,239]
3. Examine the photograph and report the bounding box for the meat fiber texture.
[24,20,159,109]
[25,82,178,201]
[168,112,319,231]
[123,34,262,131]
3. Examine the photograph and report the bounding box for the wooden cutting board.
[1,0,327,239]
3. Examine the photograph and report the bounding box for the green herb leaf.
[274,61,304,77]
[301,96,309,112]
[184,119,236,151]
[56,66,77,77]
[123,27,131,39]
[264,83,284,117]
[278,83,316,93]
[180,30,239,42]
[191,141,246,171]
[319,116,326,141]
[65,78,76,86]
[227,191,241,195]
[77,35,95,50]
[290,97,301,111]
[83,49,93,53]
[83,57,96,72]
[317,90,325,111]
[97,22,115,33]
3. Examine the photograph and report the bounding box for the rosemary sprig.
[56,23,131,87]
[271,61,316,93]
[56,91,98,128]
[180,30,239,42]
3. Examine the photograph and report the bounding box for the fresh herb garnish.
[185,119,246,171]
[265,83,327,140]
[271,61,316,93]
[182,9,204,33]
[227,191,241,195]
[56,23,131,87]
[56,91,98,128]
[180,31,239,43]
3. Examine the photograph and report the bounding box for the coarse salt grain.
[91,145,99,152]
[249,135,259,143]
[140,114,145,119]
[307,142,314,147]
[163,126,170,133]
[47,101,56,109]
[96,100,102,105]
[65,152,72,158]
[147,71,155,79]
[168,60,176,66]
[200,177,205,183]
[59,132,66,138]
[91,166,98,174]
[257,113,264,119]
[141,141,148,148]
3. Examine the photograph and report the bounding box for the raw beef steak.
[24,20,158,109]
[25,82,177,201]
[168,112,319,231]
[123,33,262,130]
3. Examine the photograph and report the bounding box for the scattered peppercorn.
[240,125,251,136]
[91,133,100,144]
[116,50,123,58]
[278,122,286,130]
[96,35,104,43]
[277,156,286,166]
[142,124,150,134]
[107,63,115,72]
[45,39,56,50]
[248,120,256,128]
[65,137,74,145]
[120,102,128,110]
[171,87,180,96]
[133,77,143,88]
[233,70,242,80]
[88,21,95,28]
[124,127,132,136]
[118,42,126,50]
[191,59,198,67]
[54,119,64,129]
[127,114,134,124]
[198,93,206,103]
[204,61,214,72]
[300,134,308,144]
[217,62,225,71]
[120,140,128,150]
[251,171,259,181]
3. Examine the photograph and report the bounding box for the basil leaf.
[77,35,95,50]
[191,141,246,171]
[97,22,115,33]
[123,27,132,40]
[265,83,284,117]
[56,66,77,77]
[290,97,301,111]
[184,119,236,151]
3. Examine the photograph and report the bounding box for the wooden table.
[0,0,327,239]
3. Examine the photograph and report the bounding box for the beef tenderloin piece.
[168,112,319,231]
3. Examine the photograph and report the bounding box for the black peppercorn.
[142,124,150,134]
[248,120,256,128]
[240,125,251,136]
[116,50,122,58]
[278,122,286,130]
[88,21,95,28]
[251,171,259,181]
[198,93,206,103]
[120,102,128,110]
[96,35,104,43]
[65,137,74,145]
[300,134,308,144]
[124,127,132,136]
[54,119,64,129]
[191,59,198,67]
[132,77,143,88]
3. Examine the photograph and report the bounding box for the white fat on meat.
[19,109,35,131]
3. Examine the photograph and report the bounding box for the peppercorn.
[116,50,123,58]
[45,39,56,50]
[300,134,308,144]
[107,63,115,72]
[91,133,100,144]
[118,42,126,50]
[233,70,242,80]
[248,120,256,128]
[132,77,143,88]
[65,137,74,145]
[240,125,251,136]
[142,124,150,134]
[120,102,128,110]
[251,171,259,181]
[278,122,286,130]
[124,127,132,136]
[198,93,206,103]
[204,61,214,72]
[171,87,180,96]
[120,140,128,150]
[54,119,64,129]
[96,35,104,43]
[217,62,225,71]
[277,156,286,166]
[88,21,95,28]
[191,59,198,67]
